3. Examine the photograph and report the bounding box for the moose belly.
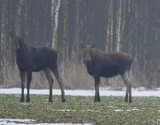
[87,66,120,78]
[101,72,119,78]
[31,64,47,72]
[31,58,51,72]
[100,67,120,78]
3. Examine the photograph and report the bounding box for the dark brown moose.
[11,33,65,103]
[81,44,133,102]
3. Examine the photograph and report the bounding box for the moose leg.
[94,76,100,102]
[43,68,53,102]
[20,71,25,102]
[51,68,65,102]
[26,71,32,102]
[121,73,132,102]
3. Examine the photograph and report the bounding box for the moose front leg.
[20,71,25,102]
[26,71,32,102]
[94,76,100,102]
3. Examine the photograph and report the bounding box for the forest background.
[0,0,160,89]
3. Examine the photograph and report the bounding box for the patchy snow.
[0,87,160,97]
[52,109,76,112]
[114,109,124,112]
[127,107,140,112]
[0,119,34,125]
[0,119,92,125]
[0,119,35,124]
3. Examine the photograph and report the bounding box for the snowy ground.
[0,87,160,97]
[0,87,160,125]
[0,119,92,125]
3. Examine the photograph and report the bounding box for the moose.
[11,33,65,103]
[81,44,133,102]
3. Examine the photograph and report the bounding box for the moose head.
[80,44,96,64]
[11,32,28,50]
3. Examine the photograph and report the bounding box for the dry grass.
[1,62,138,89]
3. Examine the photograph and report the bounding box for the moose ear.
[10,33,16,38]
[79,44,85,49]
[91,43,96,48]
[21,32,28,38]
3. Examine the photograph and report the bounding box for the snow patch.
[115,109,124,112]
[0,88,160,97]
[0,119,92,125]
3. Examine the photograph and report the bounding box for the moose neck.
[17,40,27,52]
[16,40,27,56]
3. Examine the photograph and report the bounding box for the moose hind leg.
[20,71,26,102]
[94,76,100,102]
[44,68,53,102]
[51,68,65,102]
[121,73,132,102]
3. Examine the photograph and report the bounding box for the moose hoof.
[49,99,53,102]
[20,97,24,102]
[26,100,30,103]
[62,98,66,103]
[94,97,101,102]
[124,97,128,102]
[20,99,24,102]
[26,98,30,102]
[94,99,101,102]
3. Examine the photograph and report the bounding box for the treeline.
[0,0,160,89]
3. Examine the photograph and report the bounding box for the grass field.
[0,95,160,125]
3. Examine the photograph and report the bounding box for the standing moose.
[11,33,65,103]
[81,44,133,102]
